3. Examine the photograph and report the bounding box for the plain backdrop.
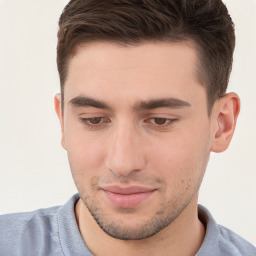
[0,0,255,246]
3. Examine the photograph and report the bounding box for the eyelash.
[79,117,111,128]
[79,117,177,130]
[145,117,177,127]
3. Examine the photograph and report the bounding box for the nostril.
[109,168,120,177]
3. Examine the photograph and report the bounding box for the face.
[58,41,214,240]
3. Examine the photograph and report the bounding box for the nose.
[105,121,147,177]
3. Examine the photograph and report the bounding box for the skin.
[55,41,240,256]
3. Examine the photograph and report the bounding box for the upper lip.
[101,185,156,195]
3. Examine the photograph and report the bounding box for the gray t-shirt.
[0,194,255,256]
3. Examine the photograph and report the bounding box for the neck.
[75,197,205,256]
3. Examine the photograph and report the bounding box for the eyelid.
[79,117,111,128]
[144,117,178,130]
[145,117,177,124]
[78,111,110,117]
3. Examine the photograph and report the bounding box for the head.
[55,0,239,240]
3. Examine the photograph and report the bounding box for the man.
[0,0,255,255]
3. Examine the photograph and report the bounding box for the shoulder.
[0,206,63,256]
[218,225,256,256]
[197,205,256,256]
[0,205,60,235]
[0,204,60,221]
[0,194,82,256]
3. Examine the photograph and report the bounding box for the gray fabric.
[196,206,256,256]
[0,194,255,256]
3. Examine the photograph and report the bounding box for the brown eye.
[153,118,168,125]
[80,117,111,128]
[144,117,177,130]
[89,117,103,124]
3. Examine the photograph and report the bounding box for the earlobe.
[211,93,240,153]
[54,94,67,150]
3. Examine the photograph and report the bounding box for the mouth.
[101,186,157,208]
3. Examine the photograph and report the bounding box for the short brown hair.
[57,0,235,111]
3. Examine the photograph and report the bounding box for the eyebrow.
[69,96,110,109]
[69,96,191,111]
[134,98,191,110]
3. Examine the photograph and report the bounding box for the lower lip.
[103,190,155,208]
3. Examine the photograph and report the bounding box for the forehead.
[64,41,206,108]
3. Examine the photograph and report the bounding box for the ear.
[54,94,67,150]
[210,92,240,153]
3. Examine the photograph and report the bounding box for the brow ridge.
[69,96,110,109]
[69,96,191,111]
[134,98,191,110]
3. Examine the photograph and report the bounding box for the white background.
[0,0,255,245]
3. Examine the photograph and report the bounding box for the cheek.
[64,125,106,176]
[65,133,107,195]
[147,135,209,206]
[148,126,211,183]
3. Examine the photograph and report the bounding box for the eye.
[152,118,169,125]
[148,117,174,126]
[87,117,104,124]
[79,117,111,127]
[144,117,177,130]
